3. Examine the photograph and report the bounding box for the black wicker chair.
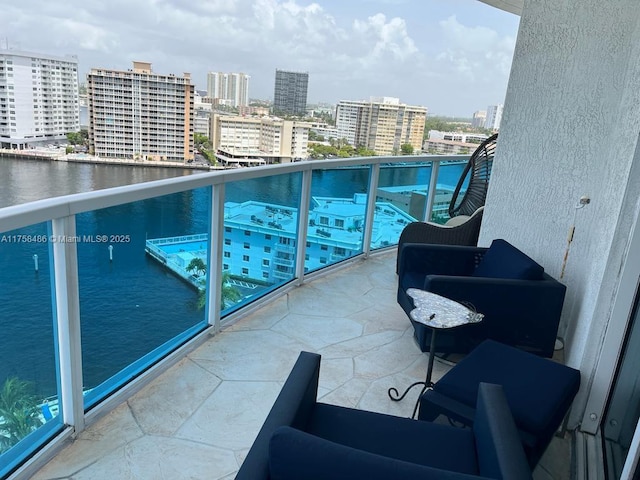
[396,133,497,272]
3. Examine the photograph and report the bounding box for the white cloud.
[436,15,515,81]
[0,1,519,115]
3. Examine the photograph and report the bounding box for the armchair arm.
[398,244,486,279]
[236,351,321,480]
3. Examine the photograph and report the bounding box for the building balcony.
[27,251,569,480]
[0,154,575,479]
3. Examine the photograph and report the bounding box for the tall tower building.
[484,104,504,131]
[335,97,427,155]
[273,69,309,116]
[0,49,79,149]
[206,72,250,107]
[87,61,194,162]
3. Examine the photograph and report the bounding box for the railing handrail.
[0,154,466,234]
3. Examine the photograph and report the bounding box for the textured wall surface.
[479,0,640,426]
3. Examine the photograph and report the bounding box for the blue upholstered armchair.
[397,239,566,357]
[237,351,532,480]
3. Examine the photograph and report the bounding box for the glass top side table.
[388,288,484,418]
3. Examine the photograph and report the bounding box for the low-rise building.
[209,114,311,165]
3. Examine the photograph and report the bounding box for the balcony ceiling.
[477,0,523,15]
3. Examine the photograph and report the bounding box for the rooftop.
[30,251,569,480]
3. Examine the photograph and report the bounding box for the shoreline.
[0,149,222,171]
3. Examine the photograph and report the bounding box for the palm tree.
[0,377,43,453]
[197,272,242,310]
[186,257,207,277]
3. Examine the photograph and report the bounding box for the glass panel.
[223,173,302,312]
[602,289,640,479]
[373,162,434,249]
[431,160,469,224]
[76,188,210,408]
[306,166,369,272]
[0,223,62,477]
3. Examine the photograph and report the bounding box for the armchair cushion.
[307,403,478,473]
[472,239,544,280]
[269,427,484,480]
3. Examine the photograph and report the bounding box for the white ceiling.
[477,0,523,16]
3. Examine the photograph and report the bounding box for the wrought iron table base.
[388,328,438,419]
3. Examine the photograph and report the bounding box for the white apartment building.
[335,97,427,155]
[206,72,250,108]
[87,61,194,162]
[209,114,310,165]
[0,50,79,149]
[484,104,504,131]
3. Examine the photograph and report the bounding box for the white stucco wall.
[479,0,640,427]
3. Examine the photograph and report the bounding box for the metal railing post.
[50,216,85,433]
[424,161,439,222]
[207,184,225,331]
[362,164,380,257]
[295,169,312,284]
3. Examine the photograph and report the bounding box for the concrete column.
[479,0,640,427]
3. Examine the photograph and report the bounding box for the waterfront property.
[3,0,640,477]
[145,195,415,290]
[87,61,194,163]
[0,49,79,149]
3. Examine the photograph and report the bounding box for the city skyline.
[1,0,519,117]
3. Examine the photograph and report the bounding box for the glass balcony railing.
[0,153,471,478]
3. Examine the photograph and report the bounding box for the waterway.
[0,157,464,396]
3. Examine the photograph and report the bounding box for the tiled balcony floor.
[31,251,570,480]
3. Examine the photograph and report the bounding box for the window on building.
[335,219,344,228]
[243,255,249,261]
[262,259,270,267]
[224,251,231,258]
[320,245,328,251]
[243,242,250,249]
[265,234,271,240]
[264,246,271,253]
[242,268,249,275]
[225,227,231,233]
[244,230,251,236]
[320,257,327,264]
[319,216,329,225]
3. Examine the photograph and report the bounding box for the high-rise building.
[472,110,487,128]
[335,97,427,155]
[273,69,309,116]
[87,61,194,162]
[0,49,79,149]
[484,104,504,131]
[206,72,250,107]
[209,113,311,165]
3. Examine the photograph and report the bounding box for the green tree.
[0,377,43,453]
[194,133,212,150]
[186,257,207,277]
[197,272,243,310]
[400,143,414,155]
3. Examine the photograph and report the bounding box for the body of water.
[0,158,464,396]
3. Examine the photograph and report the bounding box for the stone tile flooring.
[31,252,570,479]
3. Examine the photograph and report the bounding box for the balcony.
[1,155,487,479]
[24,251,568,480]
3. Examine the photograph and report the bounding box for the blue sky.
[1,0,520,117]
